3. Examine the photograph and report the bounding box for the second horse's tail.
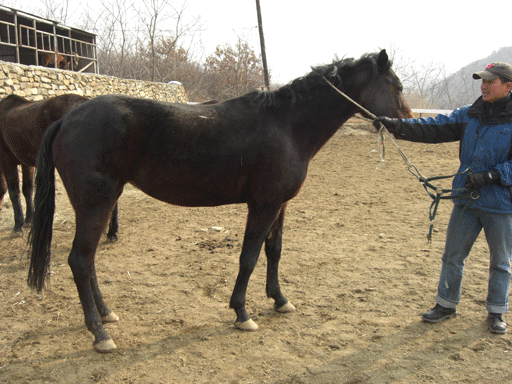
[27,119,62,292]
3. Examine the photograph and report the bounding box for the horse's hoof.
[107,234,118,242]
[102,311,119,323]
[10,229,23,238]
[276,302,296,313]
[235,318,259,331]
[94,338,117,353]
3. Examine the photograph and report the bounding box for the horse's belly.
[129,177,246,208]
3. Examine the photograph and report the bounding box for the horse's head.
[72,53,79,70]
[349,50,414,119]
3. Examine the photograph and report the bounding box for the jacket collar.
[468,93,512,124]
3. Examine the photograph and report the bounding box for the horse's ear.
[377,49,389,71]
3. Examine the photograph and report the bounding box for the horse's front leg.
[265,204,295,313]
[21,165,35,225]
[230,204,282,331]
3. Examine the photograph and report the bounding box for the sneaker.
[488,313,507,334]
[422,304,457,323]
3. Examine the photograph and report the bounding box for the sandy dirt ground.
[1,119,512,383]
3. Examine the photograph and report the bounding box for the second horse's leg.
[265,204,295,313]
[21,164,35,225]
[3,161,25,235]
[106,201,119,242]
[0,172,6,211]
[90,268,119,323]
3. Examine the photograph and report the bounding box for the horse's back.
[53,94,301,207]
[43,94,89,122]
[0,94,88,166]
[58,94,259,150]
[0,94,29,107]
[0,95,30,121]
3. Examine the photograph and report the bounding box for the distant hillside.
[435,46,512,109]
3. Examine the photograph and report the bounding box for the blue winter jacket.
[394,94,512,214]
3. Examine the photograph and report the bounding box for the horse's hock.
[0,61,188,103]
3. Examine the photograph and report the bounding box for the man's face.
[481,78,512,103]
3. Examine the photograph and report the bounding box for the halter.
[322,76,480,242]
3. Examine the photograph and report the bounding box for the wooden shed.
[0,5,97,73]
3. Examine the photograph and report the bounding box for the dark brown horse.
[0,94,119,240]
[28,50,413,352]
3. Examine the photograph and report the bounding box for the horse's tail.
[27,119,62,292]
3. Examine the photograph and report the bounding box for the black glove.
[373,117,399,134]
[464,170,500,191]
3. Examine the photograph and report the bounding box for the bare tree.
[386,44,415,89]
[386,45,452,109]
[36,0,72,23]
[91,0,138,78]
[435,68,481,109]
[409,61,447,108]
[135,0,200,82]
[204,38,266,101]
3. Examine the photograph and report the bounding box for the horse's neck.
[289,97,355,160]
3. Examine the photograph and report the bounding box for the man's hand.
[373,117,399,133]
[464,170,500,191]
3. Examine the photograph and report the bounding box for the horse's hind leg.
[106,201,119,242]
[21,164,35,225]
[1,160,25,235]
[91,268,119,323]
[0,172,6,210]
[69,206,118,352]
[265,204,295,313]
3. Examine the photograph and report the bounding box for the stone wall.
[0,61,188,103]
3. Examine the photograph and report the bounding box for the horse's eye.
[392,80,404,93]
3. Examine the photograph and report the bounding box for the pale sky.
[7,0,512,85]
[187,0,512,84]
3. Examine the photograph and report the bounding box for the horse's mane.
[251,52,390,109]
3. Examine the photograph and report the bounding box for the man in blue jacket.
[375,62,512,334]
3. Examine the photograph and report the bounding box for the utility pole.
[255,0,270,89]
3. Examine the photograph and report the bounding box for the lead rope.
[323,76,480,242]
[323,77,416,173]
